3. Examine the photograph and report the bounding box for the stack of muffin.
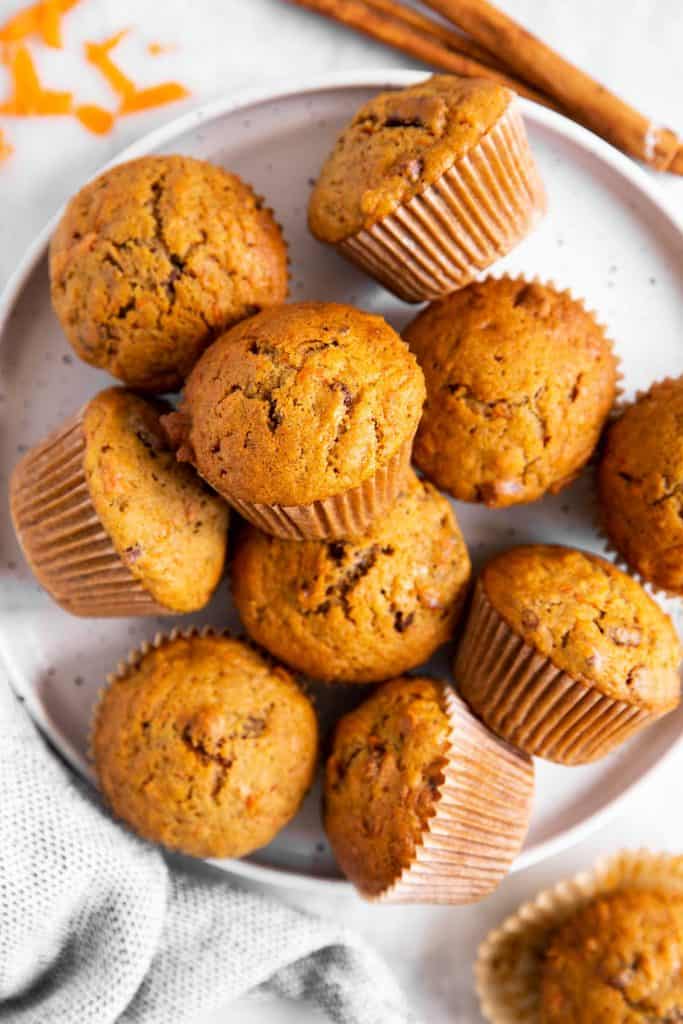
[10,75,682,905]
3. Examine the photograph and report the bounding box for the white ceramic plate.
[1,71,682,893]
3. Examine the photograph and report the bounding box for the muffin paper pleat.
[374,687,535,905]
[10,411,167,617]
[225,436,413,540]
[338,101,546,303]
[476,849,683,1024]
[454,581,658,764]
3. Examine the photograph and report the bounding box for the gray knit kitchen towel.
[0,677,416,1024]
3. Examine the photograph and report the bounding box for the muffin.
[476,850,683,1024]
[10,388,228,616]
[541,890,683,1023]
[323,677,534,903]
[454,545,681,763]
[92,630,318,858]
[232,471,471,683]
[598,377,683,595]
[162,302,426,540]
[308,75,545,302]
[405,277,618,507]
[50,155,288,392]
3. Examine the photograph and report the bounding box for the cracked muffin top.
[481,545,681,709]
[540,889,683,1023]
[162,302,426,507]
[50,155,288,392]
[92,632,318,859]
[82,388,228,613]
[405,277,617,507]
[231,471,471,683]
[309,75,511,242]
[323,677,451,896]
[598,377,683,596]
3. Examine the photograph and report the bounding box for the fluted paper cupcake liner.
[454,580,658,764]
[10,411,167,617]
[226,436,413,540]
[374,686,535,905]
[338,100,546,304]
[476,849,683,1024]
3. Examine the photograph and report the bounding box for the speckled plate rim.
[1,69,682,894]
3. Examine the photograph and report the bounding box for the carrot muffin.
[455,545,681,763]
[309,75,545,302]
[50,155,288,392]
[162,302,426,539]
[405,277,617,507]
[540,889,683,1023]
[324,677,534,903]
[92,631,318,859]
[598,377,683,595]
[231,471,471,683]
[476,850,683,1024]
[10,388,228,616]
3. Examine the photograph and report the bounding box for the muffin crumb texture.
[406,277,617,507]
[309,75,511,242]
[324,677,450,896]
[163,302,425,506]
[482,545,681,709]
[93,633,318,858]
[83,388,228,612]
[541,889,683,1023]
[50,155,288,392]
[232,472,471,682]
[599,377,683,595]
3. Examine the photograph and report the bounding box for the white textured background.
[0,2,682,1022]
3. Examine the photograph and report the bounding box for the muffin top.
[231,471,471,683]
[482,545,681,709]
[541,889,683,1023]
[50,154,288,392]
[92,632,318,859]
[83,388,228,613]
[309,75,511,242]
[324,677,450,896]
[406,277,617,507]
[163,302,426,506]
[599,377,683,596]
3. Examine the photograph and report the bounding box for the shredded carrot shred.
[0,0,79,46]
[0,44,72,114]
[75,103,114,134]
[84,30,136,99]
[120,81,189,114]
[147,41,174,56]
[0,130,13,162]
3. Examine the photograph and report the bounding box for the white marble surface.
[0,1,681,1022]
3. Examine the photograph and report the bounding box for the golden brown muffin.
[406,278,617,507]
[92,632,318,858]
[162,302,426,539]
[10,388,228,616]
[540,889,683,1023]
[309,75,512,243]
[455,545,681,763]
[324,677,451,896]
[324,677,535,902]
[598,377,683,596]
[231,472,471,683]
[50,155,288,392]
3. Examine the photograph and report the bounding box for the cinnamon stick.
[287,0,557,108]
[421,0,682,173]
[367,0,498,68]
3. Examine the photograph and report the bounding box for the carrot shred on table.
[84,29,136,99]
[0,130,13,162]
[75,102,114,134]
[39,0,62,48]
[147,41,174,56]
[0,43,72,114]
[119,81,189,114]
[0,7,40,44]
[0,0,79,46]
